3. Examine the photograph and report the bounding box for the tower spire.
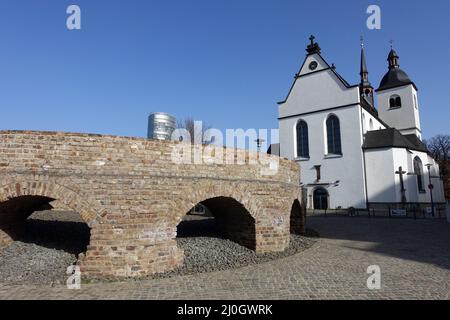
[360,37,369,80]
[359,37,374,107]
[388,44,400,69]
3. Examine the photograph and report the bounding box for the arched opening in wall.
[290,199,304,235]
[0,195,90,285]
[313,187,328,210]
[177,197,256,250]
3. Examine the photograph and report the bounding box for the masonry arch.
[176,196,256,250]
[289,199,304,234]
[0,179,103,262]
[0,180,103,227]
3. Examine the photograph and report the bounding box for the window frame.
[295,120,310,160]
[325,114,342,156]
[389,95,402,109]
[413,156,426,193]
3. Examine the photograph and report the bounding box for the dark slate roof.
[388,48,399,60]
[360,96,378,116]
[360,46,369,76]
[376,68,416,92]
[363,128,428,153]
[403,134,429,153]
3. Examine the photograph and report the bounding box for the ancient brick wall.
[0,130,304,277]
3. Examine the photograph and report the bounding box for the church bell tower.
[375,46,422,139]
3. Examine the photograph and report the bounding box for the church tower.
[359,41,375,108]
[376,47,422,139]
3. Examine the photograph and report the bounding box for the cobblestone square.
[0,216,448,300]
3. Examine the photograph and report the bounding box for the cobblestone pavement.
[0,217,449,300]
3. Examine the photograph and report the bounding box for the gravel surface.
[0,211,89,286]
[0,211,317,285]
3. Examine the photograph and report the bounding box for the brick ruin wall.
[0,130,304,277]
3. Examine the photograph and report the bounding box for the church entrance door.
[313,187,328,210]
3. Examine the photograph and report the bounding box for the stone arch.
[290,198,305,235]
[173,183,259,250]
[172,182,261,225]
[0,179,103,227]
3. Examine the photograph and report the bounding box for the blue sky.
[0,0,449,142]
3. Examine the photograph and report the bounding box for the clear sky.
[0,0,449,143]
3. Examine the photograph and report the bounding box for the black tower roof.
[376,48,416,92]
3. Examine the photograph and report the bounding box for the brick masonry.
[0,130,304,277]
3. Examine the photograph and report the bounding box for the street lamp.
[425,163,435,217]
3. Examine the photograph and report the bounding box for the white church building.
[273,36,446,212]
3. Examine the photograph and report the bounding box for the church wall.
[365,148,396,203]
[298,55,329,77]
[366,148,446,205]
[377,85,421,138]
[280,105,367,209]
[361,109,387,133]
[407,151,446,204]
[392,148,414,203]
[278,69,359,119]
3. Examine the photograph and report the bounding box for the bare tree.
[424,134,450,198]
[177,117,212,145]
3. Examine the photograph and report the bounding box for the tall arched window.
[296,120,309,158]
[389,95,402,108]
[413,156,425,192]
[326,115,342,155]
[369,119,374,131]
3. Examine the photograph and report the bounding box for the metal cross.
[255,138,265,153]
[395,166,407,203]
[389,39,394,49]
[309,35,315,45]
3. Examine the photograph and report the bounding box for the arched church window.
[369,119,374,131]
[326,115,342,155]
[296,120,309,158]
[389,95,402,108]
[413,156,425,192]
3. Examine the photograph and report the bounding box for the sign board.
[391,209,407,217]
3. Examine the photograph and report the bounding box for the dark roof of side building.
[363,128,428,153]
[403,134,429,153]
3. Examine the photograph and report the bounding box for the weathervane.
[360,36,364,48]
[389,39,394,49]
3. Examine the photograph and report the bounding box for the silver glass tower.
[147,112,176,141]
